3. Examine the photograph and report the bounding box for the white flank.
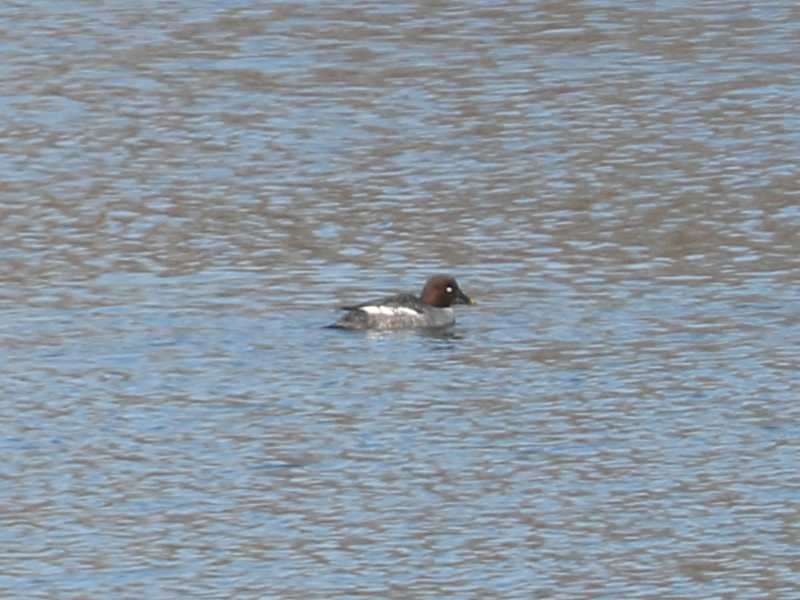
[361,305,419,317]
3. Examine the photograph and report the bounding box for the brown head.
[419,275,474,308]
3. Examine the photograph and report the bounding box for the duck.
[330,274,474,330]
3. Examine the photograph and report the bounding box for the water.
[2,1,799,598]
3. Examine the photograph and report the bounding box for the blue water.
[2,1,799,598]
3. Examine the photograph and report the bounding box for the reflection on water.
[2,0,799,597]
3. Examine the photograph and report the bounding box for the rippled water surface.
[2,1,799,598]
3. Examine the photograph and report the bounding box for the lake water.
[2,1,799,598]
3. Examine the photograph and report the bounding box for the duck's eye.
[445,286,453,293]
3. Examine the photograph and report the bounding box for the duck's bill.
[455,290,475,305]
